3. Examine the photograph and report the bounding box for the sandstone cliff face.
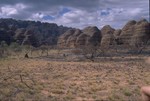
[58,19,149,48]
[101,25,115,46]
[82,26,101,46]
[66,29,82,47]
[113,29,122,38]
[22,29,41,47]
[119,20,136,44]
[119,19,150,45]
[57,26,101,48]
[0,18,149,47]
[132,19,150,45]
[57,29,76,48]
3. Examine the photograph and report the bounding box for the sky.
[0,0,149,29]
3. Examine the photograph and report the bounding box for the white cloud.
[128,8,142,16]
[96,7,148,29]
[0,0,149,29]
[16,3,27,9]
[0,3,27,18]
[39,5,148,29]
[30,13,44,20]
[44,9,99,28]
[1,6,18,16]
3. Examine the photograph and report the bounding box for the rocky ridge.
[0,18,71,47]
[58,19,150,48]
[57,26,101,48]
[0,18,149,47]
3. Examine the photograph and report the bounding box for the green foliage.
[122,88,132,96]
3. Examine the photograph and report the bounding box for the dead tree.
[0,41,9,57]
[39,45,50,56]
[79,44,104,62]
[29,46,38,56]
[129,39,150,54]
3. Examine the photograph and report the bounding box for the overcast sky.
[0,0,149,29]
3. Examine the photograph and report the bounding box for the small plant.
[123,88,132,96]
[108,94,121,101]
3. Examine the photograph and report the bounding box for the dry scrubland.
[0,56,150,101]
[0,14,150,101]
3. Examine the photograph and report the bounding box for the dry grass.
[0,56,150,101]
[145,57,150,65]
